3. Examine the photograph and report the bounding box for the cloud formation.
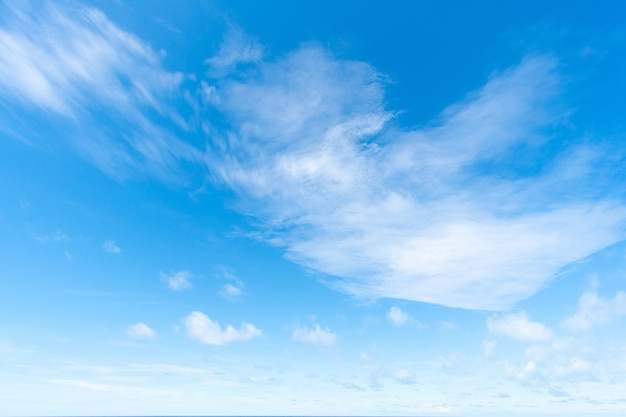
[162,270,193,292]
[487,311,553,342]
[126,322,156,339]
[561,290,626,332]
[205,29,264,77]
[216,266,244,300]
[204,46,626,310]
[184,311,261,346]
[292,323,336,346]
[4,3,625,311]
[0,1,202,181]
[386,306,408,327]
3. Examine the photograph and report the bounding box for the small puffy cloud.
[561,291,626,332]
[292,323,336,346]
[386,306,408,327]
[102,240,121,254]
[487,311,553,342]
[126,322,156,339]
[184,311,261,346]
[162,270,193,292]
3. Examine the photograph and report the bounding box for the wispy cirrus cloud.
[4,2,625,311]
[205,28,264,78]
[204,46,626,310]
[0,1,202,182]
[216,266,245,300]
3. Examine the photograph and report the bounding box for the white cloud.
[102,240,121,254]
[205,28,264,77]
[216,266,244,300]
[386,306,408,327]
[205,46,626,310]
[0,2,202,182]
[505,339,596,385]
[162,270,193,292]
[220,283,242,298]
[184,311,261,346]
[126,322,156,339]
[292,323,336,346]
[487,311,553,342]
[4,3,625,311]
[561,290,626,332]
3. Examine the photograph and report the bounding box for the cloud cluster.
[4,3,625,311]
[205,42,626,310]
[184,311,261,346]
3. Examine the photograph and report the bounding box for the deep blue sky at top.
[90,0,626,133]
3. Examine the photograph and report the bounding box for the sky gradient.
[2,1,626,416]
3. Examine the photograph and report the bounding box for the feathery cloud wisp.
[205,48,626,310]
[4,2,625,311]
[0,2,202,182]
[103,240,121,254]
[163,270,193,292]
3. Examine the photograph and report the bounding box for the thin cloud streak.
[0,1,203,182]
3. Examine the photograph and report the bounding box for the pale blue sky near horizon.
[1,1,626,416]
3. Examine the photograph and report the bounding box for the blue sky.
[1,1,626,415]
